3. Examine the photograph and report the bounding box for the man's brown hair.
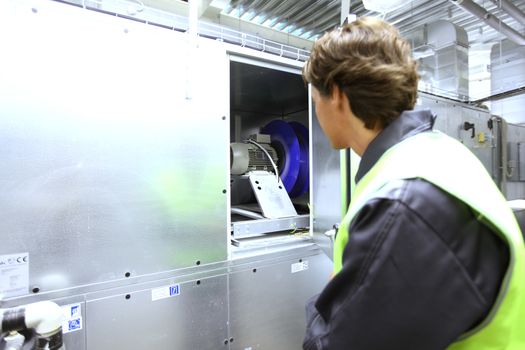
[303,17,419,130]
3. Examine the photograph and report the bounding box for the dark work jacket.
[303,109,509,350]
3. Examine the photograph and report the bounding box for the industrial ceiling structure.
[222,0,525,46]
[59,0,525,121]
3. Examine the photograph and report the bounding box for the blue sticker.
[70,305,80,318]
[169,285,180,296]
[68,319,81,331]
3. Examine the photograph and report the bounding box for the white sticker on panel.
[0,252,29,298]
[291,261,309,274]
[151,284,181,301]
[61,303,83,334]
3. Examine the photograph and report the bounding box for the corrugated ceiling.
[223,0,525,46]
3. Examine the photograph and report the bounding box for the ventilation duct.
[490,40,525,123]
[490,0,525,27]
[449,0,525,46]
[407,20,469,100]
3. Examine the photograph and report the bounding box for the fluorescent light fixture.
[362,0,406,13]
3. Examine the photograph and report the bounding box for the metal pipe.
[1,301,65,349]
[449,0,525,45]
[491,0,525,27]
[0,301,63,337]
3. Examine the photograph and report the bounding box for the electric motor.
[230,136,278,175]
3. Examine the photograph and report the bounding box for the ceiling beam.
[449,0,525,45]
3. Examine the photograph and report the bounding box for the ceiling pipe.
[490,0,525,27]
[449,0,525,46]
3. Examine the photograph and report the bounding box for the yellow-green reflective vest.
[334,130,525,349]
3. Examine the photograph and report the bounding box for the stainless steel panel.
[490,40,525,124]
[311,87,341,258]
[507,142,520,182]
[491,94,525,125]
[229,252,332,350]
[519,143,525,182]
[232,215,309,239]
[491,40,525,95]
[0,0,229,294]
[460,107,495,177]
[418,93,495,179]
[85,275,229,350]
[54,297,87,350]
[248,173,297,219]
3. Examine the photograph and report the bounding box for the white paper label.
[291,261,309,274]
[151,284,181,301]
[61,303,83,334]
[0,252,29,298]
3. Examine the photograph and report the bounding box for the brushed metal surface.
[85,275,229,350]
[418,93,495,179]
[0,0,229,294]
[232,215,309,239]
[229,252,332,350]
[505,124,525,199]
[54,297,87,350]
[311,90,341,258]
[249,173,297,219]
[490,40,525,124]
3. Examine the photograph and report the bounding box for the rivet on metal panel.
[223,339,229,345]
[32,287,40,294]
[125,272,131,278]
[31,8,38,13]
[196,260,201,266]
[229,337,234,343]
[222,189,227,194]
[196,280,201,285]
[299,259,303,263]
[252,268,257,273]
[222,116,226,120]
[125,294,131,300]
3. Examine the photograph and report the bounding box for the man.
[302,17,525,350]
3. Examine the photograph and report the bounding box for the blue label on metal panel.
[152,283,181,301]
[68,318,81,331]
[70,305,80,318]
[169,285,180,296]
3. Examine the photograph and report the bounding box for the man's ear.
[331,85,349,112]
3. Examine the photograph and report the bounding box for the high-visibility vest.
[334,130,525,349]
